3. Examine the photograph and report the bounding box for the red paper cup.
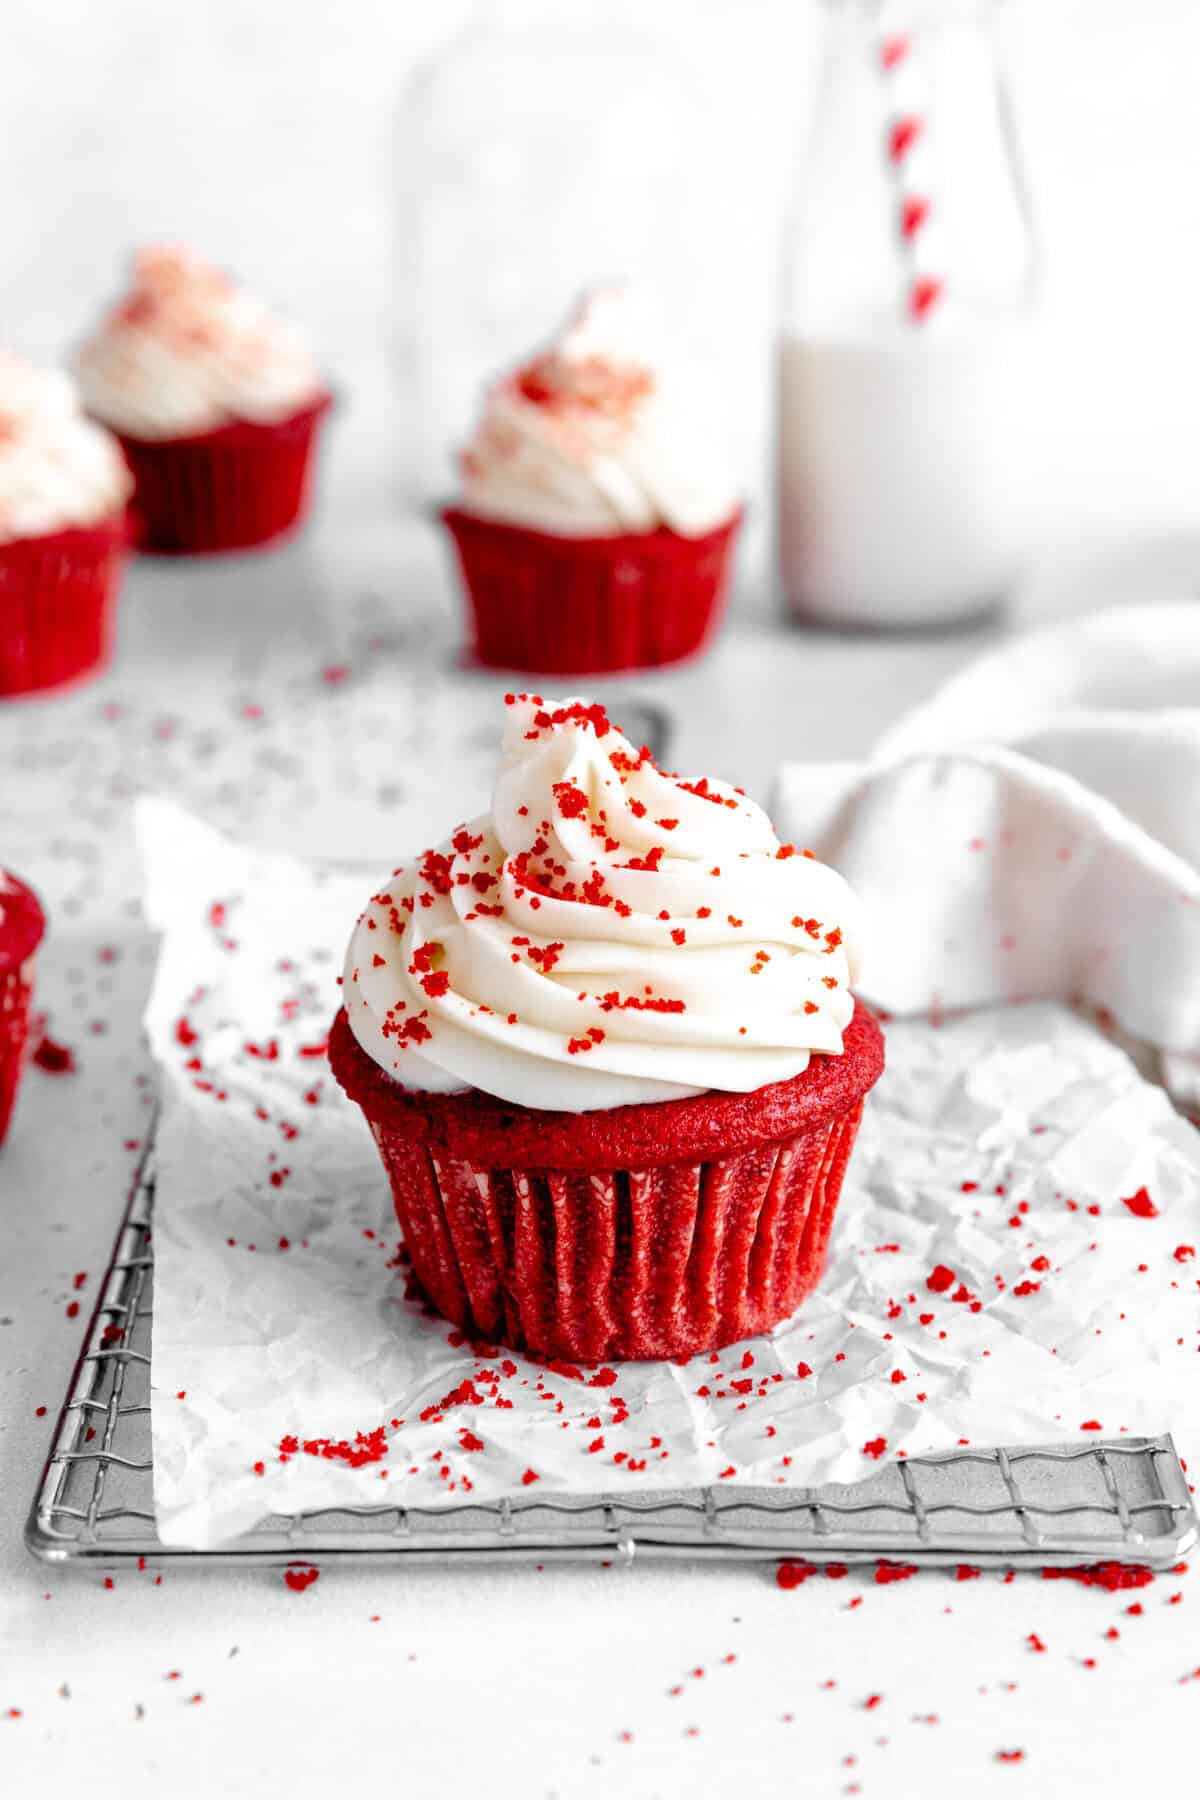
[441,506,742,676]
[0,513,129,697]
[330,999,884,1362]
[0,872,46,1148]
[115,393,333,555]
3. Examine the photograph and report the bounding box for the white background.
[3,4,1200,1797]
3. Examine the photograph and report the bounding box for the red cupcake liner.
[442,506,742,676]
[0,514,129,697]
[0,872,46,1148]
[330,1001,883,1362]
[116,393,333,555]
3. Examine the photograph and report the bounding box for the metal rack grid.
[27,1147,1199,1573]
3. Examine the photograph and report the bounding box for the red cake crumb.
[1042,1562,1154,1591]
[32,1035,75,1073]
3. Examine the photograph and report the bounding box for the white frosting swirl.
[75,246,324,441]
[0,352,131,546]
[457,289,739,540]
[343,696,863,1113]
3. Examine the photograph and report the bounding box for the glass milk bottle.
[779,0,1040,628]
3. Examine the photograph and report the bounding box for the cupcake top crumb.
[0,352,131,545]
[75,245,324,441]
[457,289,740,540]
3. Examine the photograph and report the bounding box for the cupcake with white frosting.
[443,290,743,674]
[0,352,131,695]
[330,693,883,1362]
[76,246,331,554]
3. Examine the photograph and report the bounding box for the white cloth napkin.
[774,602,1200,1105]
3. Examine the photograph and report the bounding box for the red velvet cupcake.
[331,693,882,1362]
[0,352,132,696]
[76,246,332,555]
[444,290,742,675]
[0,871,46,1147]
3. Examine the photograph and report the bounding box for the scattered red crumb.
[863,1693,883,1710]
[1027,1633,1047,1653]
[33,1035,76,1073]
[283,1567,319,1592]
[874,1563,917,1585]
[776,1560,819,1590]
[1121,1187,1159,1219]
[862,1437,887,1460]
[926,1264,956,1293]
[521,1468,540,1486]
[276,1425,388,1469]
[995,1750,1026,1764]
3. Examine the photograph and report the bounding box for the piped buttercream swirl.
[75,245,324,441]
[0,352,131,545]
[342,695,863,1112]
[457,289,739,539]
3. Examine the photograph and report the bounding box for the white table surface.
[2,503,1198,1800]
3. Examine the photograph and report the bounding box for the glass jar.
[393,1,718,506]
[778,0,1041,629]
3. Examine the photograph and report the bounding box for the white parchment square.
[140,801,1200,1549]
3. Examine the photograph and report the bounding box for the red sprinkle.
[33,1035,76,1073]
[1042,1562,1154,1592]
[776,1560,819,1590]
[889,116,922,161]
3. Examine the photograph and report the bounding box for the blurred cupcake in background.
[76,246,332,555]
[0,352,131,697]
[0,869,45,1147]
[443,289,742,675]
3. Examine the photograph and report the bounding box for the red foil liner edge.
[441,505,743,676]
[367,1098,865,1362]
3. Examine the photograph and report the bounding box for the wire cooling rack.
[27,1144,1199,1573]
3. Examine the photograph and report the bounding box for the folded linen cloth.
[773,603,1200,1101]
